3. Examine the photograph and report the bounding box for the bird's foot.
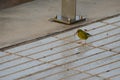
[82,43,87,46]
[77,41,82,44]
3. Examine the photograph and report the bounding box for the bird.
[75,29,91,45]
[76,29,91,40]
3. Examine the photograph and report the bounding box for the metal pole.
[51,0,86,24]
[62,0,76,19]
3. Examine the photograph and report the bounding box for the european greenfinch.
[76,29,91,40]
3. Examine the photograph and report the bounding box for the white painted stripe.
[0,64,54,80]
[17,40,64,56]
[85,77,103,80]
[19,66,66,80]
[102,40,120,49]
[111,75,120,80]
[81,22,106,30]
[28,39,79,59]
[43,70,80,80]
[88,25,117,35]
[114,21,120,26]
[40,46,83,62]
[52,50,111,65]
[0,55,19,64]
[99,68,120,78]
[92,34,120,47]
[87,27,120,43]
[103,16,120,23]
[0,52,8,57]
[0,58,31,70]
[0,60,42,77]
[55,48,104,68]
[6,37,58,53]
[75,54,120,71]
[87,61,120,74]
[113,47,120,53]
[62,73,90,80]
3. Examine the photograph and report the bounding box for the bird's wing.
[86,33,91,37]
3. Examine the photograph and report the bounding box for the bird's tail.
[86,33,92,37]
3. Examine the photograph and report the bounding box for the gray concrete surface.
[0,0,120,48]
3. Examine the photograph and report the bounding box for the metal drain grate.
[0,16,120,80]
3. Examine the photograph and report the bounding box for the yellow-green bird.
[76,29,91,40]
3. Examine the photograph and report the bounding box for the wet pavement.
[0,16,120,80]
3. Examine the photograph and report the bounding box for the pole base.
[50,15,86,25]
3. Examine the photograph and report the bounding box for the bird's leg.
[77,41,82,44]
[85,40,86,45]
[82,40,87,46]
